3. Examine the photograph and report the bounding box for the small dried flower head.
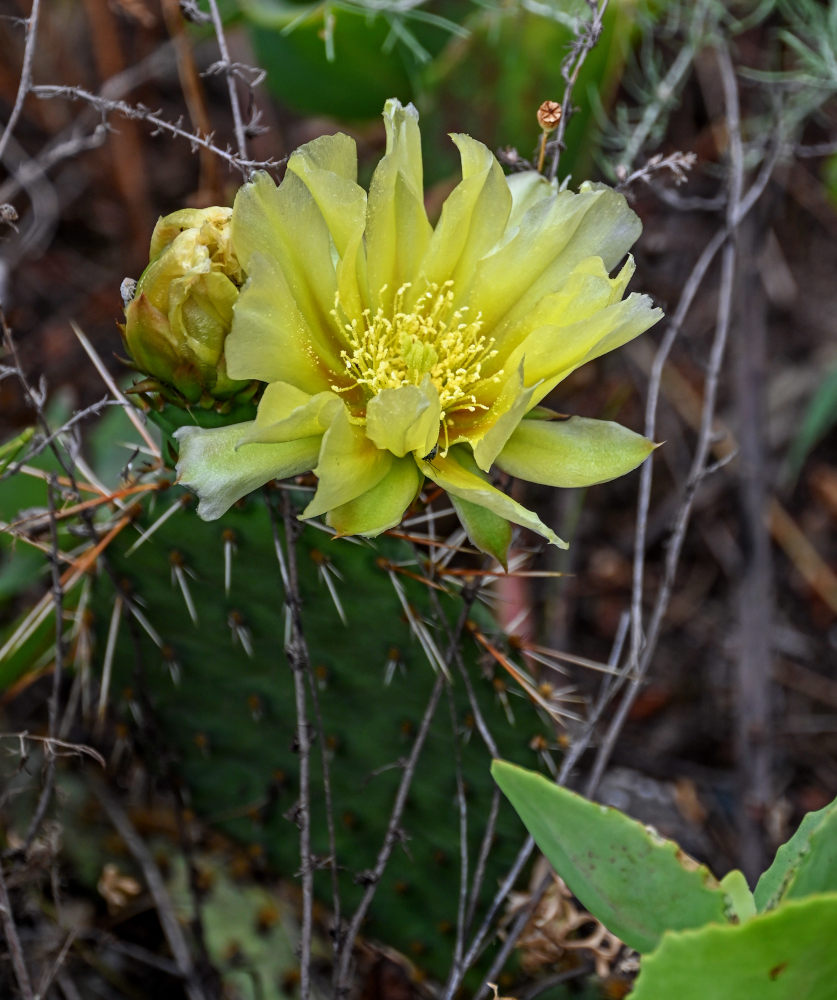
[537,100,562,133]
[120,206,259,411]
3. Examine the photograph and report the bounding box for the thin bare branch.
[29,85,282,176]
[0,0,41,165]
[204,0,249,161]
[0,859,34,999]
[93,781,208,1000]
[271,494,315,1000]
[548,0,608,179]
[592,38,749,796]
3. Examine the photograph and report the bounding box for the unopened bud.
[120,207,258,411]
[537,100,562,133]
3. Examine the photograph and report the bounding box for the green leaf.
[783,362,837,487]
[755,797,837,911]
[491,759,730,954]
[631,894,837,1000]
[0,427,34,474]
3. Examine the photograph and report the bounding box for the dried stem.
[446,682,469,975]
[93,781,208,1000]
[548,0,609,180]
[22,475,63,850]
[273,493,315,1000]
[590,39,749,797]
[0,0,41,165]
[205,0,249,163]
[29,85,280,176]
[467,615,630,999]
[335,670,447,993]
[0,858,34,999]
[305,661,343,968]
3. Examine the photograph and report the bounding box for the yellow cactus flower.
[175,100,662,562]
[121,206,259,410]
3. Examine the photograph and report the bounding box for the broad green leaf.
[755,796,837,911]
[491,759,730,954]
[631,894,837,1000]
[779,803,837,905]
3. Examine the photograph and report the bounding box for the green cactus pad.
[630,893,837,1000]
[93,489,553,981]
[491,759,730,954]
[755,795,837,910]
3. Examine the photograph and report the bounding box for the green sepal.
[422,448,566,550]
[143,398,260,455]
[175,421,321,521]
[496,414,656,488]
[448,493,513,568]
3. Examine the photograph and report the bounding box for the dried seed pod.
[537,100,562,133]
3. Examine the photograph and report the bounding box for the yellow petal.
[511,291,663,408]
[326,457,421,536]
[229,171,344,374]
[287,132,369,319]
[365,377,441,458]
[225,254,336,392]
[175,421,321,521]
[420,134,511,300]
[237,384,342,445]
[469,184,643,347]
[303,405,392,518]
[469,361,538,472]
[366,100,432,314]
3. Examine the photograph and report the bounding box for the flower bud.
[121,207,258,410]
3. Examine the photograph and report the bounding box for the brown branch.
[547,0,609,180]
[0,0,41,165]
[29,85,282,177]
[93,781,208,1000]
[205,0,249,163]
[0,859,34,1000]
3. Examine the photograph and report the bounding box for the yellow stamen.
[332,282,499,431]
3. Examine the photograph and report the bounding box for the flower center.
[333,281,498,421]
